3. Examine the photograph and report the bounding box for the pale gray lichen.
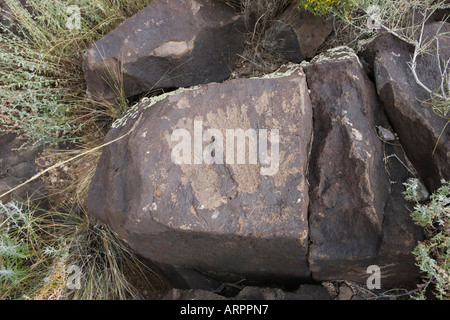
[310,46,363,68]
[299,60,310,68]
[256,63,303,80]
[143,85,202,110]
[111,64,304,129]
[111,102,141,128]
[111,85,202,129]
[355,36,378,53]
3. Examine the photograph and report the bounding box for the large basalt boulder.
[364,23,450,191]
[83,0,249,104]
[88,64,313,284]
[304,47,423,287]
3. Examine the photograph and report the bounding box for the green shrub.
[403,179,450,300]
[0,0,168,300]
[0,38,80,147]
[0,202,31,288]
[0,200,162,299]
[297,0,359,18]
[0,0,152,147]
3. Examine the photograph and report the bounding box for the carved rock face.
[88,48,425,288]
[84,0,431,286]
[88,64,313,282]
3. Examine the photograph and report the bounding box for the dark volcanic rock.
[162,284,331,300]
[88,64,313,284]
[83,0,249,104]
[304,47,423,287]
[363,23,450,191]
[266,5,333,63]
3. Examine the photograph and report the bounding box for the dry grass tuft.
[233,0,294,76]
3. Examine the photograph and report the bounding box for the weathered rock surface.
[153,263,222,290]
[162,284,331,300]
[234,284,330,300]
[304,47,423,287]
[266,5,332,63]
[162,288,227,300]
[0,133,46,204]
[365,23,450,191]
[88,64,313,283]
[83,0,249,104]
[88,46,426,288]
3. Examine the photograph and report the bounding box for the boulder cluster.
[83,0,449,293]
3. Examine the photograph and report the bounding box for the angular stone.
[162,288,226,300]
[304,47,422,287]
[266,5,333,63]
[376,126,396,142]
[162,284,331,300]
[285,284,331,300]
[234,284,330,300]
[336,284,353,300]
[82,0,248,104]
[368,24,450,191]
[88,64,313,284]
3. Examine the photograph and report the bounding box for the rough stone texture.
[376,126,396,142]
[365,24,450,191]
[304,47,423,287]
[375,139,424,288]
[82,0,249,104]
[266,5,333,63]
[431,8,450,22]
[336,284,354,300]
[88,64,313,284]
[0,133,46,204]
[236,284,330,300]
[162,284,331,300]
[153,262,222,290]
[162,288,227,300]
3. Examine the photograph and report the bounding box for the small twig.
[353,276,435,300]
[236,53,267,72]
[251,12,267,43]
[410,9,434,95]
[213,278,246,294]
[436,37,447,99]
[383,154,416,177]
[374,276,435,300]
[379,23,415,47]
